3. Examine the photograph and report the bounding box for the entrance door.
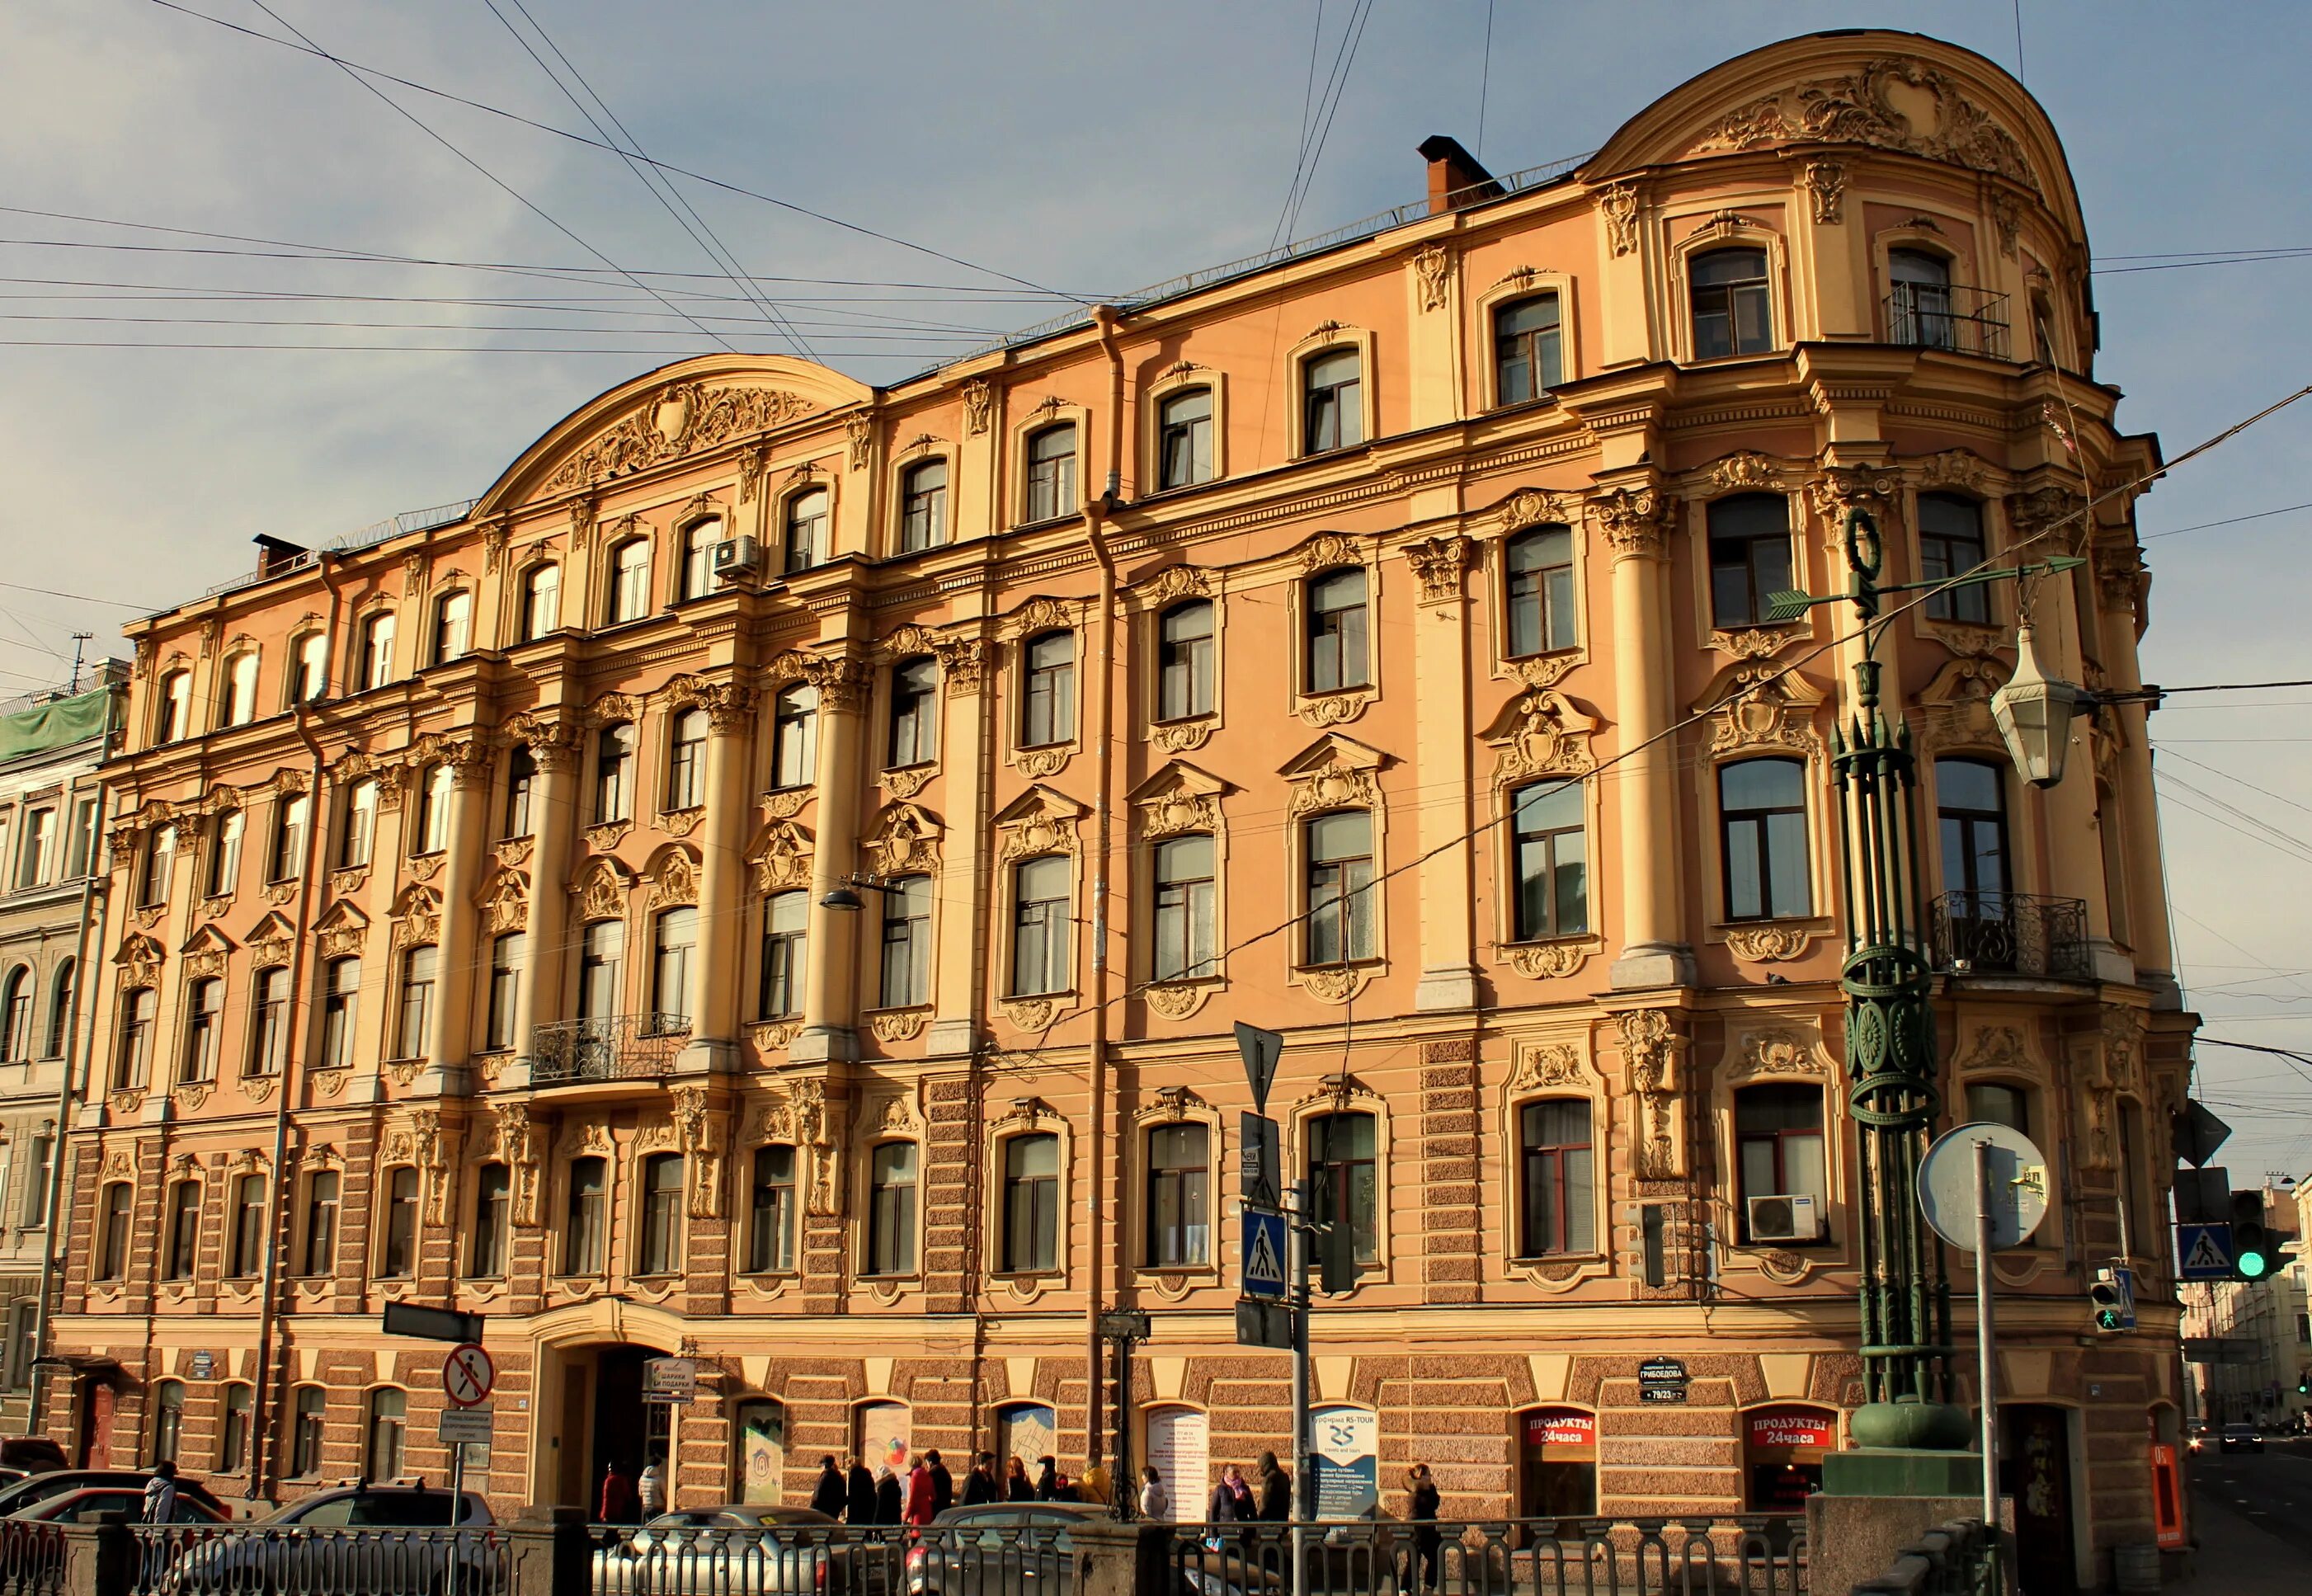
[79,1382,114,1469]
[558,1365,591,1510]
[2002,1405,2078,1595]
[1518,1408,1597,1532]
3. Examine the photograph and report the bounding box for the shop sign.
[1523,1410,1596,1449]
[1747,1408,1837,1450]
[1311,1405,1378,1518]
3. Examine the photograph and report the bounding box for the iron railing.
[165,498,482,614]
[129,1523,507,1596]
[593,1521,1072,1596]
[530,1013,690,1086]
[1885,283,2011,360]
[0,1521,64,1596]
[1930,889,2091,981]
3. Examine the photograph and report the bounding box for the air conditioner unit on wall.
[713,536,761,581]
[1747,1193,1823,1244]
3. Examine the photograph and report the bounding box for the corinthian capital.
[800,654,873,712]
[1588,487,1669,560]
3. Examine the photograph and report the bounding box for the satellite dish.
[1919,1122,2050,1252]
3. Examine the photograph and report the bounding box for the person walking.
[963,1452,998,1506]
[1405,1463,1442,1592]
[1255,1452,1291,1522]
[140,1461,180,1524]
[637,1459,666,1519]
[1005,1457,1035,1502]
[1138,1466,1170,1522]
[810,1456,847,1518]
[845,1456,878,1525]
[1034,1456,1061,1501]
[926,1449,954,1515]
[1208,1463,1249,1522]
[903,1457,935,1527]
[600,1461,638,1525]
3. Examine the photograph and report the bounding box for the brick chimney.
[1420,135,1503,216]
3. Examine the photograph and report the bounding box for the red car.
[10,1485,228,1524]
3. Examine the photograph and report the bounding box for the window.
[21,1133,49,1226]
[1307,1111,1377,1263]
[651,906,697,1029]
[759,891,808,1019]
[115,988,156,1089]
[0,969,26,1062]
[153,1381,186,1466]
[887,657,937,767]
[485,932,525,1052]
[1719,759,1811,920]
[1495,293,1564,404]
[770,685,817,789]
[431,590,472,666]
[655,713,707,817]
[1306,567,1368,693]
[608,538,652,623]
[138,826,174,908]
[1304,811,1376,965]
[521,563,560,641]
[222,650,260,727]
[595,723,635,824]
[577,920,624,1021]
[747,1145,798,1274]
[288,632,327,704]
[1009,857,1071,997]
[302,1170,339,1275]
[97,1183,131,1281]
[247,966,289,1076]
[1917,494,1989,623]
[318,958,359,1070]
[1157,388,1214,489]
[44,960,75,1060]
[228,1173,266,1278]
[270,792,309,882]
[181,977,222,1084]
[396,945,437,1060]
[879,875,931,1008]
[1690,247,1772,358]
[1937,758,2010,900]
[413,765,450,856]
[866,1142,917,1275]
[1519,1100,1594,1256]
[899,460,949,553]
[15,807,53,890]
[638,1152,685,1274]
[1966,1082,2029,1135]
[365,1389,407,1482]
[679,519,722,601]
[1025,424,1078,523]
[1157,600,1214,721]
[379,1167,418,1277]
[784,489,827,574]
[1888,249,1955,350]
[65,797,96,881]
[1020,631,1075,748]
[358,612,396,691]
[1736,1085,1828,1233]
[1504,527,1575,657]
[1302,348,1363,454]
[1511,782,1588,940]
[563,1157,607,1274]
[1151,834,1218,982]
[3,1302,31,1392]
[157,670,192,743]
[1001,1133,1061,1274]
[1708,495,1793,629]
[291,1387,326,1476]
[338,780,377,871]
[1146,1122,1209,1267]
[165,1180,200,1279]
[503,748,536,839]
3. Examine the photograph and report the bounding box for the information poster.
[1311,1405,1378,1518]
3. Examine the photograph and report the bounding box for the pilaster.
[1403,510,1480,1011]
[681,684,756,1074]
[794,656,870,1063]
[509,723,581,1088]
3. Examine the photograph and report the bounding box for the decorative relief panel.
[479,869,529,935]
[1506,1038,1594,1094]
[1480,688,1599,784]
[861,803,942,878]
[1503,939,1600,981]
[1497,487,1581,533]
[313,902,368,961]
[1802,159,1847,224]
[1722,1023,1834,1084]
[1689,57,2040,193]
[1724,925,1812,963]
[1278,734,1386,818]
[998,997,1062,1033]
[1142,982,1216,1021]
[646,847,699,908]
[1412,242,1452,311]
[1297,532,1361,573]
[1130,762,1227,842]
[869,1007,931,1044]
[570,857,633,922]
[1613,1008,1689,1180]
[1601,183,1640,255]
[388,885,440,949]
[751,822,814,892]
[1695,665,1827,758]
[1707,451,1786,492]
[545,380,819,492]
[994,785,1085,862]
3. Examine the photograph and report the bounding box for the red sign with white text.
[1747,1407,1838,1451]
[1524,1409,1597,1450]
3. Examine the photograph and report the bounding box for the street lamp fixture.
[1988,624,2082,789]
[820,873,898,911]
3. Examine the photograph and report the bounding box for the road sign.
[187,1351,214,1381]
[1241,1209,1288,1299]
[384,1304,486,1344]
[2173,1102,2232,1168]
[2176,1167,2232,1222]
[1234,1299,1293,1349]
[1637,1358,1686,1387]
[1234,1023,1283,1113]
[643,1356,697,1405]
[2178,1222,2236,1280]
[1918,1123,2048,1250]
[442,1344,495,1408]
[1240,1113,1280,1209]
[1098,1309,1152,1341]
[438,1405,494,1446]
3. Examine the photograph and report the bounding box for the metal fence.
[1167,1519,1806,1596]
[530,1014,690,1086]
[1883,285,2012,360]
[592,1522,1071,1596]
[125,1523,507,1596]
[1929,889,2091,982]
[0,1523,64,1596]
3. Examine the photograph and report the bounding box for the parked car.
[595,1506,845,1596]
[906,1504,1099,1596]
[0,1470,224,1520]
[0,1439,68,1476]
[10,1486,225,1525]
[157,1482,494,1595]
[2220,1424,2265,1454]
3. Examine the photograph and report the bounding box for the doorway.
[556,1344,673,1518]
[2001,1405,2078,1595]
[78,1381,114,1469]
[1516,1407,1597,1535]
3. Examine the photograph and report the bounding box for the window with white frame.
[1307,1111,1377,1263]
[202,809,240,898]
[887,657,938,768]
[1010,856,1071,996]
[1157,388,1214,490]
[1001,1132,1060,1273]
[1303,811,1376,965]
[1517,1099,1594,1256]
[412,764,450,856]
[784,490,827,575]
[395,945,436,1060]
[595,723,635,824]
[1509,781,1587,940]
[770,685,817,789]
[879,875,931,1007]
[759,891,807,1019]
[318,958,359,1070]
[431,590,472,666]
[1301,349,1363,454]
[1024,424,1077,523]
[1151,835,1217,982]
[651,906,697,1030]
[358,613,396,690]
[290,631,327,704]
[899,461,949,553]
[339,779,377,869]
[679,519,722,601]
[179,977,221,1084]
[865,1142,917,1274]
[221,650,260,727]
[269,792,308,882]
[1020,631,1074,748]
[577,920,624,1021]
[1146,1121,1209,1267]
[608,537,652,624]
[666,708,708,810]
[1495,293,1564,403]
[1156,600,1214,721]
[521,564,561,642]
[1690,247,1772,358]
[1504,526,1575,657]
[1707,495,1793,629]
[1306,567,1368,693]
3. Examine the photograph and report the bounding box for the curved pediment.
[474,354,874,515]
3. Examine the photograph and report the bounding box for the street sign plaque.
[1098,1310,1152,1341]
[1241,1209,1288,1300]
[1234,1299,1292,1350]
[1240,1113,1280,1210]
[643,1356,697,1405]
[438,1405,494,1446]
[384,1304,486,1344]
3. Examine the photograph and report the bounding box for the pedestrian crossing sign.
[2178,1222,2234,1280]
[1242,1209,1288,1298]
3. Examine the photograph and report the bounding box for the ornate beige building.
[49,31,2187,1590]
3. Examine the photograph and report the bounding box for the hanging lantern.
[1989,624,2083,789]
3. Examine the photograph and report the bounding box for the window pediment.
[1481,689,1599,784]
[861,802,943,877]
[994,786,1085,861]
[1129,761,1229,841]
[1278,734,1387,817]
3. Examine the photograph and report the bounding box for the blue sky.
[7,1,2310,1175]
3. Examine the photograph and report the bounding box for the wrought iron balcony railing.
[530,1013,689,1086]
[1930,889,2090,981]
[1885,281,2012,360]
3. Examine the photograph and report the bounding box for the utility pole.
[1288,1179,1312,1596]
[68,634,91,694]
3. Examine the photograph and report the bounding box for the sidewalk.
[2173,1492,2303,1590]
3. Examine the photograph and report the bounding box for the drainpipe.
[247,556,339,1501]
[1083,306,1127,1467]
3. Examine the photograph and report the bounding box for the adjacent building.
[2183,1179,2312,1429]
[45,31,2191,1590]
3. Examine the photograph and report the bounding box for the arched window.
[221,650,260,727]
[413,764,451,856]
[97,1182,132,1281]
[608,537,652,624]
[204,809,243,898]
[469,1163,511,1278]
[1024,423,1078,523]
[879,875,932,1008]
[1157,600,1214,722]
[1690,247,1771,357]
[638,1152,685,1274]
[358,611,396,691]
[1301,348,1363,454]
[1707,495,1792,628]
[0,968,29,1062]
[1010,856,1071,997]
[1303,811,1375,965]
[1306,567,1368,692]
[152,1380,186,1466]
[502,748,536,839]
[290,1386,327,1478]
[180,977,222,1085]
[595,722,635,824]
[165,1179,200,1279]
[887,657,938,768]
[1001,1132,1061,1274]
[318,958,359,1070]
[1495,292,1564,404]
[247,966,289,1077]
[1719,758,1811,921]
[679,519,723,601]
[44,958,75,1060]
[396,945,437,1061]
[228,1172,266,1278]
[866,1142,918,1275]
[577,920,624,1022]
[156,670,192,744]
[770,685,817,789]
[898,461,949,553]
[289,630,328,704]
[1020,631,1074,748]
[666,709,708,811]
[1146,1122,1210,1267]
[431,590,472,666]
[1917,494,1989,623]
[1517,1099,1594,1256]
[379,1166,419,1277]
[759,891,808,1019]
[1504,526,1575,657]
[521,563,561,642]
[339,779,377,870]
[1157,388,1214,489]
[1511,781,1588,940]
[784,489,828,575]
[1307,1111,1377,1263]
[1151,835,1217,982]
[651,906,698,1030]
[1888,248,1955,350]
[563,1156,607,1274]
[364,1388,407,1481]
[747,1146,798,1274]
[114,988,156,1089]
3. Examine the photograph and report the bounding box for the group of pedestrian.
[593,1458,667,1524]
[1203,1450,1293,1523]
[807,1450,956,1525]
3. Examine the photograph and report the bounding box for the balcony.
[530,1014,688,1087]
[1930,890,2090,982]
[1885,282,2012,360]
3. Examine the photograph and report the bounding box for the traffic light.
[2088,1268,2132,1334]
[2233,1190,2275,1280]
[2296,1371,2310,1396]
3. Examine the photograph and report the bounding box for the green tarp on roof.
[0,687,114,761]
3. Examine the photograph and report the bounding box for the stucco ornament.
[548,381,817,491]
[863,803,942,877]
[1132,761,1227,842]
[1412,243,1453,311]
[1400,535,1471,605]
[1507,1039,1591,1092]
[1599,183,1641,256]
[1709,451,1782,492]
[1481,688,1598,784]
[1726,925,1811,963]
[994,786,1084,862]
[1698,665,1825,758]
[1497,487,1580,533]
[1280,736,1386,818]
[1588,487,1668,560]
[1692,57,2040,194]
[960,379,994,436]
[1802,159,1847,224]
[1809,463,1900,529]
[1613,1008,1688,1179]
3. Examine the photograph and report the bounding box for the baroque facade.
[49,32,2188,1589]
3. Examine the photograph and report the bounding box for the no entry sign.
[443,1343,495,1408]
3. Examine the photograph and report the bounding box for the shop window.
[1518,1407,1598,1528]
[1745,1405,1837,1511]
